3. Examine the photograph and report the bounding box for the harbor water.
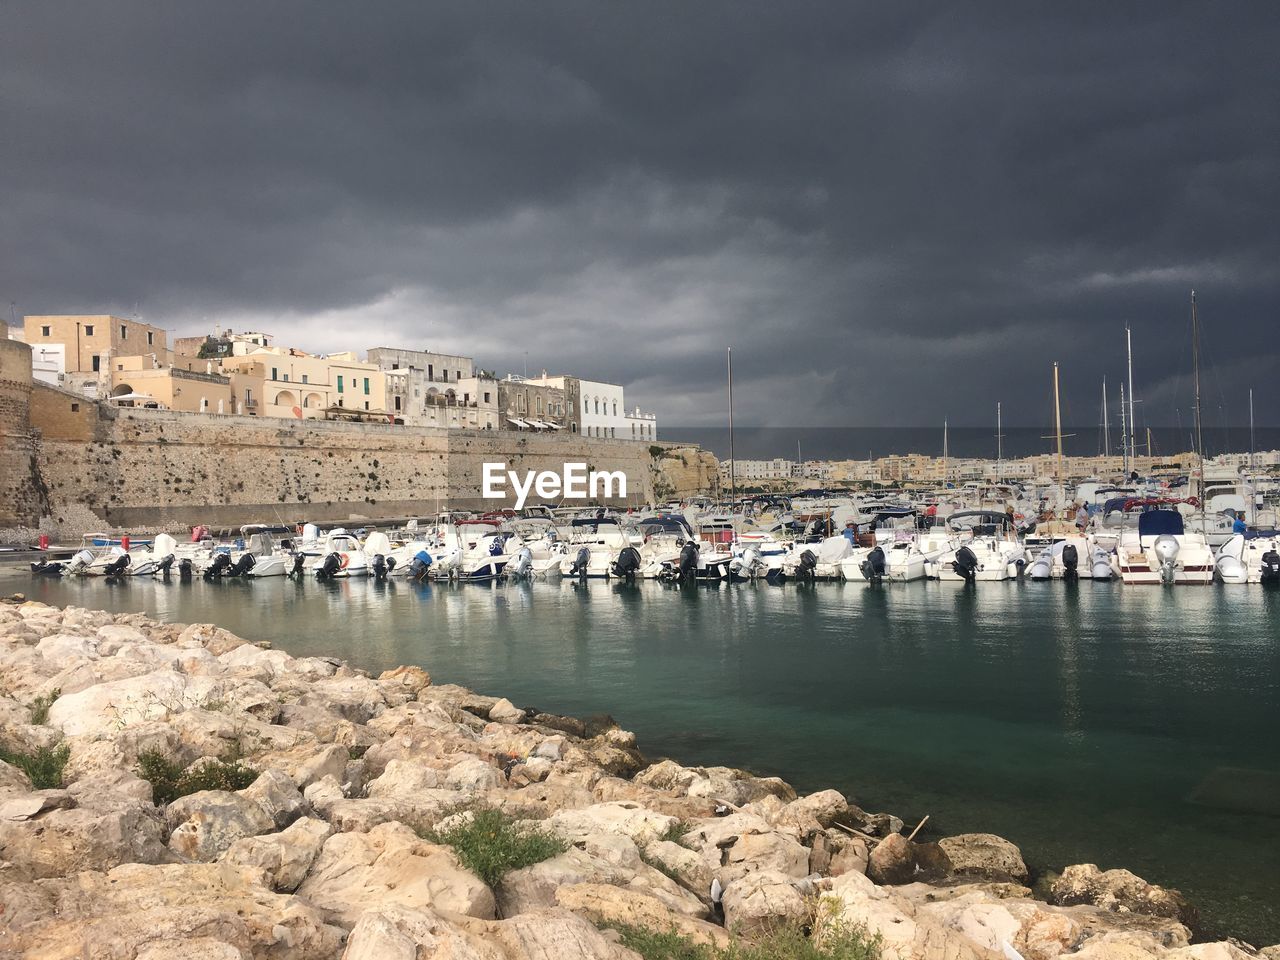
[10,572,1280,945]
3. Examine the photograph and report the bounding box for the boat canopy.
[1137,510,1185,537]
[638,516,693,536]
[946,510,1014,531]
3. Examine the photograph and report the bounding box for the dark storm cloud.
[2,2,1277,430]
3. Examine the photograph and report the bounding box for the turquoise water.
[11,573,1280,945]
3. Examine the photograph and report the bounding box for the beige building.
[109,366,235,413]
[215,348,387,419]
[24,315,170,374]
[496,376,568,431]
[367,347,496,428]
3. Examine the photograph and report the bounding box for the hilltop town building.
[367,347,497,429]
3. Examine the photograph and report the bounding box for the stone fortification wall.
[0,339,47,529]
[17,392,715,532]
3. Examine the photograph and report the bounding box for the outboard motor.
[371,554,388,581]
[178,557,194,580]
[408,549,433,582]
[67,548,95,575]
[860,545,887,584]
[1090,548,1115,580]
[203,552,232,580]
[289,552,306,579]
[612,545,642,582]
[1261,548,1280,586]
[104,553,132,578]
[1153,535,1180,585]
[229,553,256,577]
[154,554,176,578]
[1060,542,1079,581]
[385,556,397,575]
[1027,548,1053,581]
[952,545,978,584]
[316,552,342,580]
[796,549,818,583]
[729,547,761,582]
[570,546,592,580]
[678,540,700,582]
[507,546,534,580]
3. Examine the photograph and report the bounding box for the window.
[84,325,94,336]
[301,374,308,384]
[394,396,401,411]
[584,398,589,412]
[428,364,434,380]
[392,362,399,370]
[537,396,543,414]
[337,375,344,393]
[120,325,127,339]
[364,401,369,410]
[41,325,50,337]
[484,392,491,403]
[147,332,154,346]
[363,377,370,395]
[71,402,80,412]
[613,402,617,416]
[91,355,100,372]
[594,399,600,414]
[282,374,289,382]
[271,367,279,380]
[117,363,124,371]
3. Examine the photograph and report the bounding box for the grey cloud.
[2,1,1277,433]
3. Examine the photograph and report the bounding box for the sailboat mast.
[996,402,1003,480]
[1126,324,1137,466]
[1102,378,1110,458]
[942,420,948,486]
[1120,382,1128,477]
[1053,362,1065,496]
[1191,291,1206,534]
[1249,388,1255,473]
[727,347,736,505]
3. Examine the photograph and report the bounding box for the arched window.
[612,401,617,416]
[583,397,589,412]
[594,398,600,414]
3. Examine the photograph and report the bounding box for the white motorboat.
[309,529,370,578]
[558,517,633,578]
[1115,507,1214,585]
[1215,533,1280,584]
[1026,536,1114,580]
[841,540,929,583]
[780,536,853,581]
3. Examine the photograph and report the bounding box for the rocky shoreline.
[0,598,1273,960]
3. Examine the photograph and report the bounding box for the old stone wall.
[19,395,715,533]
[0,339,47,529]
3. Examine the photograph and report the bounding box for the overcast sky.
[3,2,1277,427]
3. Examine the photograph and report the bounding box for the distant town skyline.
[3,3,1277,426]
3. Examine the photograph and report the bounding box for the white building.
[526,374,657,440]
[30,343,65,386]
[720,458,796,482]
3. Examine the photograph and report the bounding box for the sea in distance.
[11,572,1280,945]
